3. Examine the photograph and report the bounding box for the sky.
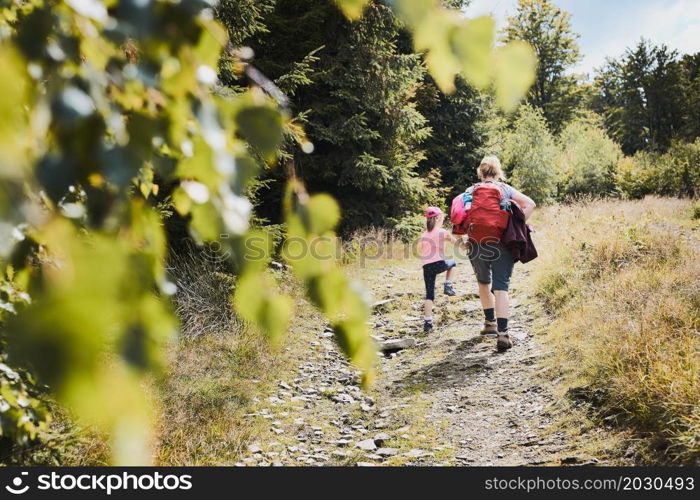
[464,0,700,77]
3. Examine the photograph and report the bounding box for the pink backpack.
[450,191,470,228]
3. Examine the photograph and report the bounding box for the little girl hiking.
[418,207,459,333]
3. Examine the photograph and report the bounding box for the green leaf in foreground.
[391,0,537,108]
[492,41,538,112]
[283,182,376,386]
[334,0,371,20]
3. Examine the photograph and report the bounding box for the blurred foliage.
[0,0,536,463]
[336,0,537,105]
[0,273,49,447]
[281,182,375,385]
[390,0,536,109]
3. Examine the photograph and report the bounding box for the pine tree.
[415,75,491,203]
[678,53,700,143]
[592,40,687,154]
[242,0,431,232]
[216,0,277,86]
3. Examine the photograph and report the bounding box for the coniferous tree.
[592,40,688,154]
[676,54,700,144]
[216,0,277,86]
[239,0,431,232]
[415,75,491,202]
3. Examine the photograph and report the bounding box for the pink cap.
[425,206,443,219]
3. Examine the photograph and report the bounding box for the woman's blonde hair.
[477,155,505,181]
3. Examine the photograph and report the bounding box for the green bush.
[616,140,700,199]
[499,104,558,204]
[558,116,622,197]
[388,213,426,243]
[656,140,700,197]
[615,154,656,199]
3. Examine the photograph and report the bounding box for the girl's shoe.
[443,283,456,296]
[423,321,434,333]
[480,320,498,337]
[496,332,513,351]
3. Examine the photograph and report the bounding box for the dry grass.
[155,247,293,465]
[530,196,700,465]
[154,327,286,465]
[342,226,417,265]
[168,248,242,339]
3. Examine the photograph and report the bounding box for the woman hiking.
[451,156,536,351]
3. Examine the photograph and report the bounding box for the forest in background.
[0,0,697,466]
[223,0,700,236]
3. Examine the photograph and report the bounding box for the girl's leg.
[423,299,434,318]
[423,264,437,330]
[443,260,457,295]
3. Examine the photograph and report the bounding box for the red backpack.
[451,182,510,242]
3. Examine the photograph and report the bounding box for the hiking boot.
[423,321,434,333]
[496,332,513,352]
[480,320,498,337]
[444,283,456,296]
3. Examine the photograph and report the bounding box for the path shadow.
[391,336,505,396]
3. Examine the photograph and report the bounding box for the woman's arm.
[511,191,536,220]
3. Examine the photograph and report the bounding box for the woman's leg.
[492,245,515,350]
[478,282,495,310]
[494,290,508,319]
[469,244,497,334]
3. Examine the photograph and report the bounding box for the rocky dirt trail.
[235,260,614,466]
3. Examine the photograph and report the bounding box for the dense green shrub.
[499,104,558,204]
[557,116,622,197]
[388,213,426,243]
[616,140,700,199]
[656,140,700,197]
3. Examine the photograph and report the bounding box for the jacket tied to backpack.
[450,182,510,243]
[501,201,537,263]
